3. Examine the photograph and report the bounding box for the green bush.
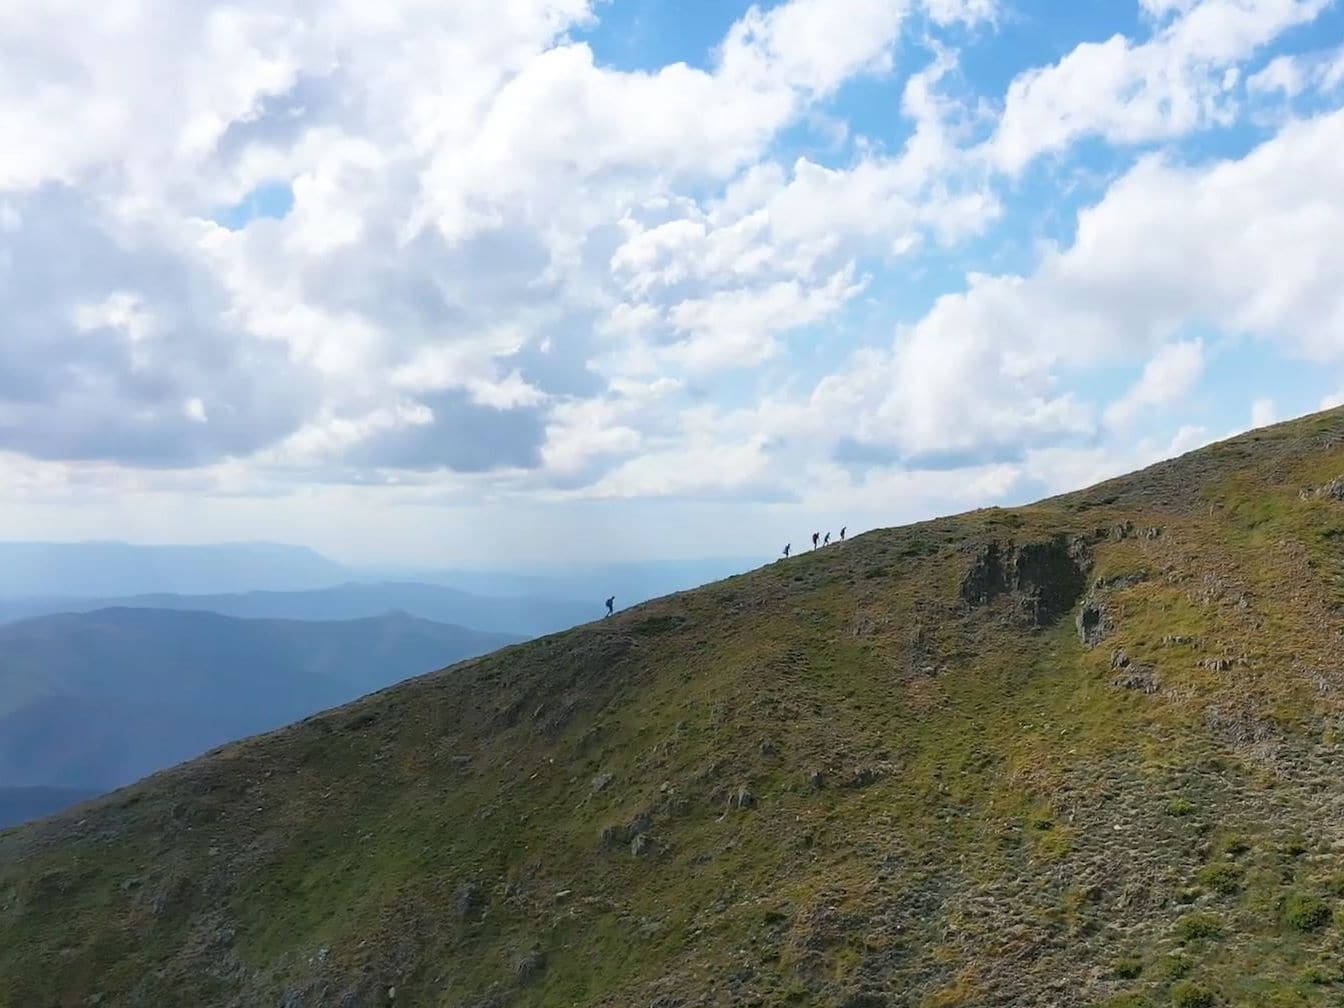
[1112,956,1143,979]
[1300,961,1343,985]
[1284,891,1333,931]
[1170,980,1215,1008]
[1160,954,1193,979]
[1167,798,1197,817]
[1173,912,1222,943]
[1098,995,1151,1008]
[1280,833,1309,857]
[1196,862,1242,895]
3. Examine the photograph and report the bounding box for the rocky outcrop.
[1301,476,1344,500]
[1076,600,1110,648]
[961,536,1091,627]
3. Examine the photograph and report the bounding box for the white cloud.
[1247,43,1344,97]
[1251,397,1278,427]
[2,0,1343,563]
[990,0,1331,173]
[660,266,868,373]
[732,104,1344,475]
[1105,339,1206,428]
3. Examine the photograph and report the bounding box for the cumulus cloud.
[990,0,1331,173]
[716,103,1344,486]
[3,0,1008,485]
[2,0,1343,556]
[1105,340,1206,428]
[1247,43,1344,98]
[1251,397,1278,427]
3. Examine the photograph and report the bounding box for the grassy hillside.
[5,408,1344,1008]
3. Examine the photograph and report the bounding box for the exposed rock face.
[1301,476,1344,500]
[1076,601,1110,648]
[453,881,485,921]
[961,536,1091,627]
[1112,669,1159,694]
[513,949,547,984]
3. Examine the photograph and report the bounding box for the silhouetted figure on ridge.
[811,532,820,550]
[605,595,614,617]
[783,543,791,558]
[840,526,847,541]
[824,532,831,546]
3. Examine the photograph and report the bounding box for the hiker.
[605,595,614,617]
[783,543,791,558]
[824,532,831,546]
[812,532,820,549]
[840,526,847,541]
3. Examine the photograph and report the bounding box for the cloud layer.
[2,0,1342,560]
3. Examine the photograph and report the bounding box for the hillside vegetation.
[6,408,1344,1007]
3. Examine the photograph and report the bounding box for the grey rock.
[961,536,1091,627]
[729,785,756,809]
[807,769,826,790]
[590,772,613,794]
[1304,476,1344,500]
[1111,649,1130,669]
[601,809,653,848]
[1077,600,1110,647]
[1095,570,1151,591]
[631,834,654,857]
[843,766,885,789]
[454,881,485,921]
[1113,669,1159,694]
[638,917,663,938]
[514,949,547,984]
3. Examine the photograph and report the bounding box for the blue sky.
[3,0,1344,566]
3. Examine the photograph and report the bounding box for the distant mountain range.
[0,541,348,596]
[0,606,521,795]
[0,580,597,637]
[0,539,759,612]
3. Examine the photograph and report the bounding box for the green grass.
[6,406,1344,1006]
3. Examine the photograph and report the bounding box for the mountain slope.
[0,581,597,637]
[0,608,521,792]
[6,409,1344,1007]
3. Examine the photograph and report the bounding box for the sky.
[1,0,1342,568]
